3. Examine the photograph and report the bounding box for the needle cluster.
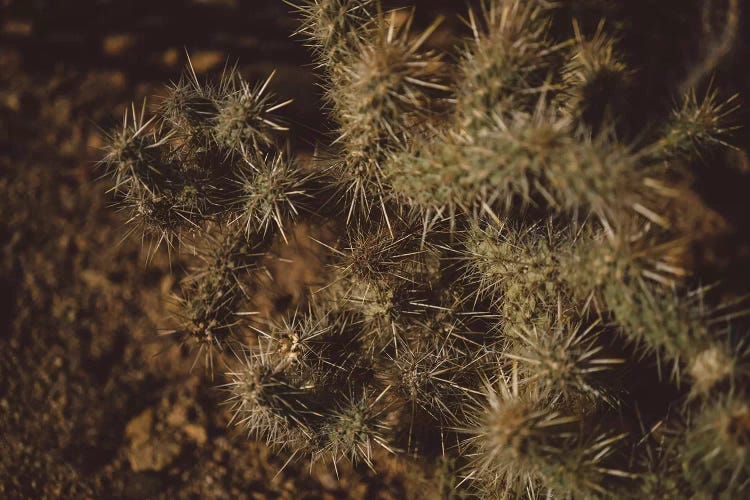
[100,1,748,497]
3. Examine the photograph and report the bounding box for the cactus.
[100,0,748,497]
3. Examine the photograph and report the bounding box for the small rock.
[4,92,20,112]
[162,48,179,68]
[128,441,181,472]
[103,34,135,56]
[189,51,224,73]
[125,409,154,446]
[319,472,338,491]
[183,423,207,445]
[87,131,104,151]
[125,408,182,472]
[166,405,187,427]
[3,19,32,36]
[80,269,111,290]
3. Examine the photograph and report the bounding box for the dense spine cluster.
[101,1,748,497]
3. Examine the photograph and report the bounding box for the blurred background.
[1,0,749,497]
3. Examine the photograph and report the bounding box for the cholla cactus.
[100,0,748,497]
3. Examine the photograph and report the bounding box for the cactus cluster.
[101,1,748,497]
